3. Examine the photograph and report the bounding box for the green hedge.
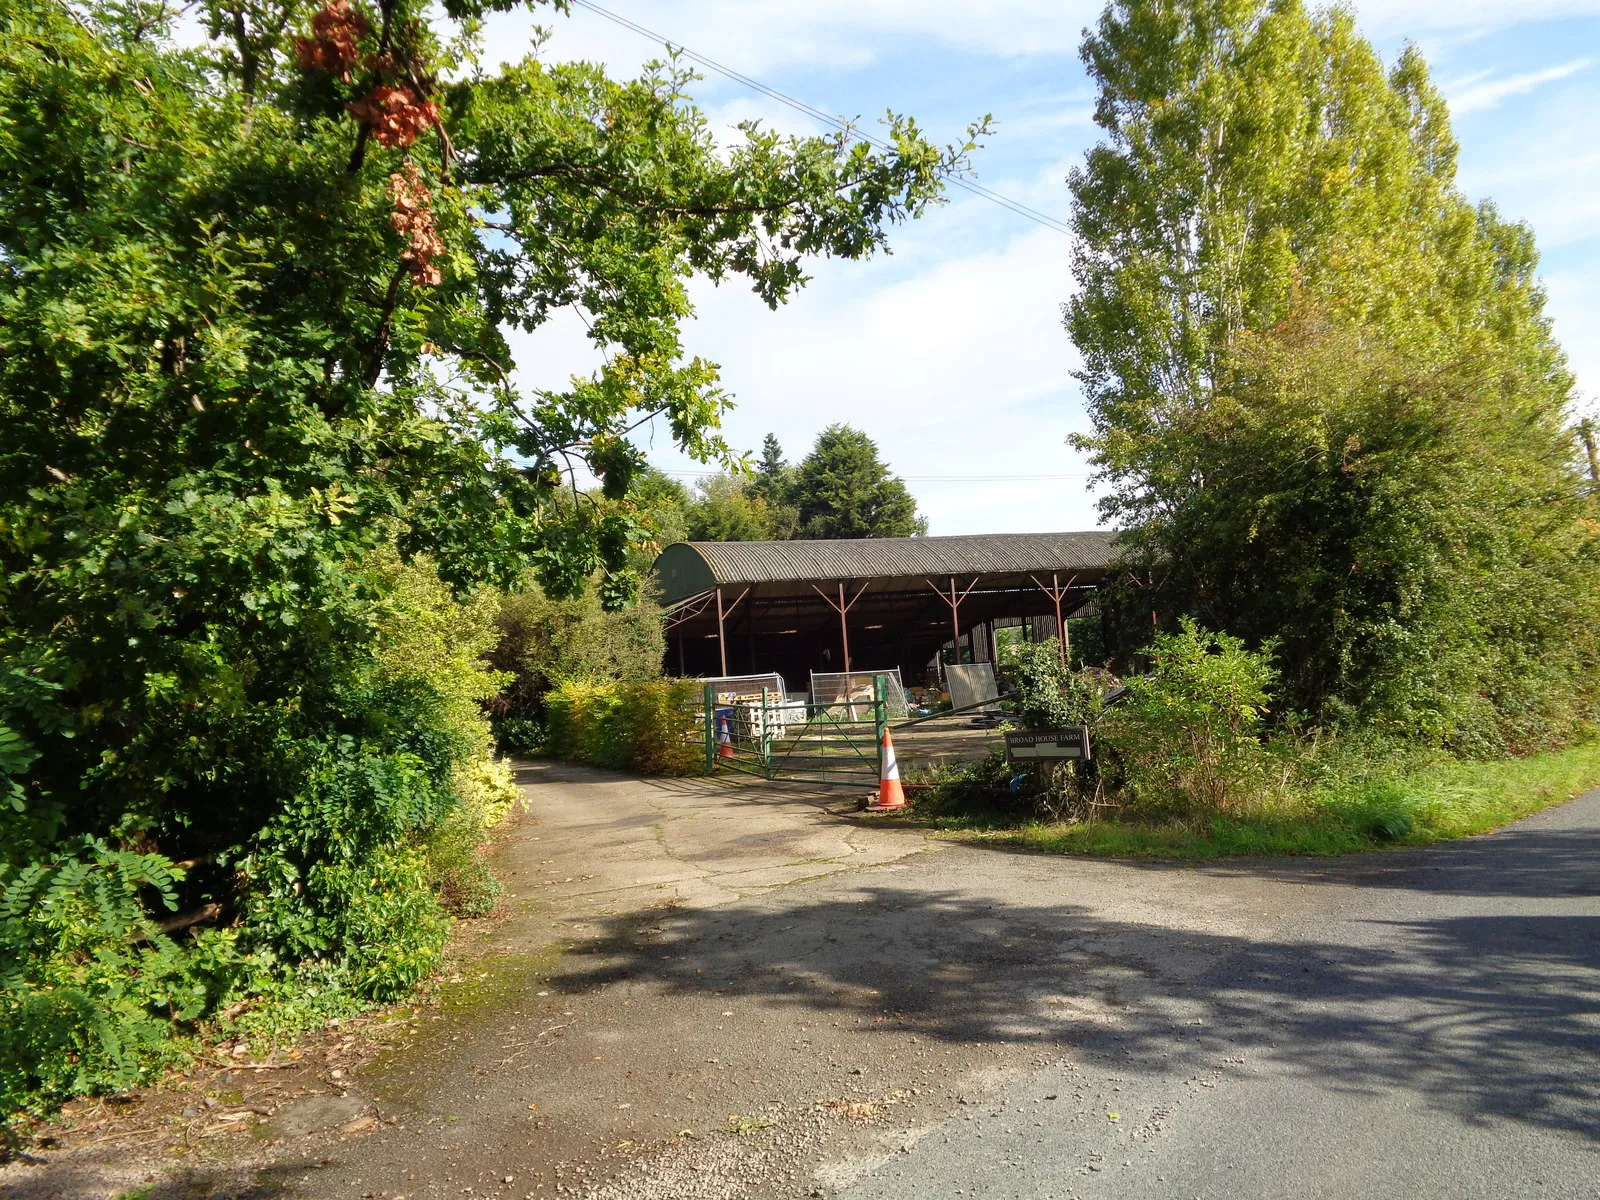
[544,680,704,776]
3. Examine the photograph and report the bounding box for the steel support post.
[838,582,851,672]
[760,686,772,779]
[715,587,727,676]
[874,673,887,782]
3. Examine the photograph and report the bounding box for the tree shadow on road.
[552,878,1600,1143]
[1207,816,1600,898]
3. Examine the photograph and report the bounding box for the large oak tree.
[0,0,979,1111]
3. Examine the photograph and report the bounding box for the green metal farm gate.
[697,677,887,789]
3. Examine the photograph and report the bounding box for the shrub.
[489,587,666,748]
[492,716,547,757]
[1101,618,1279,813]
[423,805,504,919]
[0,555,519,1133]
[368,550,509,755]
[999,639,1103,730]
[0,841,196,1122]
[1064,616,1108,671]
[366,551,519,919]
[989,640,1119,818]
[911,747,1031,823]
[544,680,703,776]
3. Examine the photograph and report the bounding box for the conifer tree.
[793,425,925,539]
[751,433,800,537]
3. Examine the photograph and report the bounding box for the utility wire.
[568,0,1075,238]
[653,469,1092,482]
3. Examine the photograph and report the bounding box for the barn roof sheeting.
[653,531,1118,606]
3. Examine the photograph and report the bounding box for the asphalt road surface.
[840,799,1600,1200]
[7,763,1595,1200]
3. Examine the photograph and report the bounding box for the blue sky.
[494,1,1600,535]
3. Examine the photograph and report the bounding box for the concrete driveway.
[10,760,1595,1199]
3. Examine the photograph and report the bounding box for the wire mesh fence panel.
[706,694,772,778]
[810,670,908,720]
[701,673,788,702]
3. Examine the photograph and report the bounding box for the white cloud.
[1544,265,1600,417]
[1461,149,1600,251]
[485,0,1600,81]
[524,1,1100,75]
[1352,0,1600,37]
[485,0,1598,538]
[995,108,1098,140]
[500,218,1107,533]
[503,307,605,400]
[695,94,834,144]
[631,202,1103,534]
[1447,57,1594,113]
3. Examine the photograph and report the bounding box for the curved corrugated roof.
[653,531,1117,605]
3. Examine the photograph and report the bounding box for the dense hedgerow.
[0,556,512,1126]
[920,623,1600,855]
[544,681,705,776]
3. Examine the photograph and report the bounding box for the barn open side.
[650,531,1117,687]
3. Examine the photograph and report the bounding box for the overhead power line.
[568,0,1075,238]
[905,474,1094,482]
[652,468,1092,483]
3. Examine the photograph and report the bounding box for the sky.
[490,0,1600,535]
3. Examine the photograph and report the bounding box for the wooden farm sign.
[1004,727,1091,761]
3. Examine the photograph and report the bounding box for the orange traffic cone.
[717,710,736,760]
[866,727,907,811]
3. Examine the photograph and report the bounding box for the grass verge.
[916,738,1600,859]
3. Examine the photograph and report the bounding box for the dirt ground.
[3,763,992,1198]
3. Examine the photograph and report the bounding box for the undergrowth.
[0,555,521,1139]
[913,738,1600,859]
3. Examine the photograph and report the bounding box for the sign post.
[1004,728,1091,762]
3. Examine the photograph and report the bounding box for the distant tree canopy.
[623,467,776,548]
[490,584,666,738]
[684,474,773,542]
[1068,0,1600,752]
[645,424,925,545]
[750,432,802,537]
[793,424,926,538]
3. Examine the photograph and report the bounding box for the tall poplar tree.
[1066,0,1598,747]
